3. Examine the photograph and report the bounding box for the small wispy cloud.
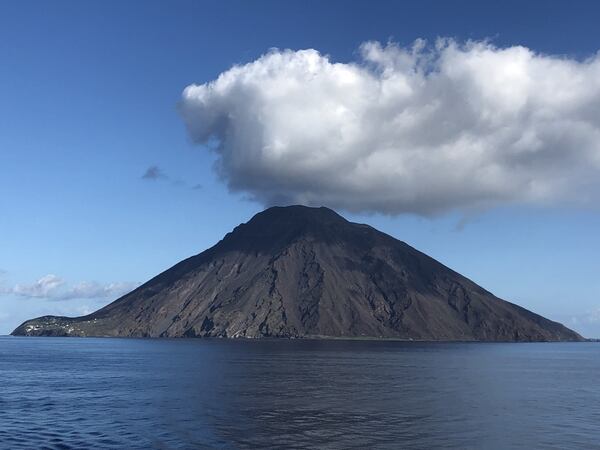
[142,165,166,181]
[0,269,7,291]
[141,165,202,191]
[585,308,600,324]
[6,274,140,301]
[569,307,600,326]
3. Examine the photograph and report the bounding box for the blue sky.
[1,0,600,336]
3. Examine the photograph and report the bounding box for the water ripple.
[1,337,599,449]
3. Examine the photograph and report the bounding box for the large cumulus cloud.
[180,39,600,215]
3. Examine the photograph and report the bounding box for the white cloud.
[61,280,141,300]
[8,275,139,301]
[587,307,600,323]
[180,39,600,215]
[13,274,64,298]
[569,307,600,326]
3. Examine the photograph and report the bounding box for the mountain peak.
[216,205,353,254]
[250,205,346,225]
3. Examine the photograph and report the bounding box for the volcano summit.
[13,206,581,341]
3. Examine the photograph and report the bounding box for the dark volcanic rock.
[12,206,583,341]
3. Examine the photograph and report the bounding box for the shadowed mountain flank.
[12,206,582,341]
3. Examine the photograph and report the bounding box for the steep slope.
[12,206,582,341]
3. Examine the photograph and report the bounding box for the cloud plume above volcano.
[180,39,600,215]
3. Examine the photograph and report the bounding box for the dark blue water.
[1,337,599,449]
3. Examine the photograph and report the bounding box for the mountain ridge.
[12,205,583,341]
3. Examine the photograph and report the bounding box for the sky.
[1,0,600,337]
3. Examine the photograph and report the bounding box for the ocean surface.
[0,337,598,449]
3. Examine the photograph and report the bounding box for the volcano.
[12,206,582,341]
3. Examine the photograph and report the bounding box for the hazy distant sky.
[1,0,600,337]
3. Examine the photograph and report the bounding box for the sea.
[1,337,599,449]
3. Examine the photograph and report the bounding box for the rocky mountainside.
[13,206,582,341]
